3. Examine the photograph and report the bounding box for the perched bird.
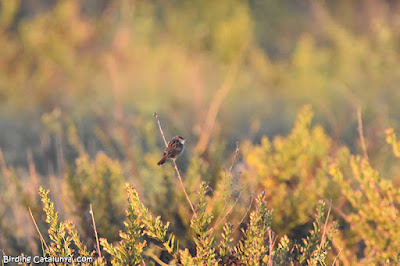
[157,136,186,165]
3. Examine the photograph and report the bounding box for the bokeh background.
[1,0,400,264]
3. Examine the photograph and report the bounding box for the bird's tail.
[157,155,168,165]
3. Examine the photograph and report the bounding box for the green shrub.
[32,182,337,265]
[65,152,126,242]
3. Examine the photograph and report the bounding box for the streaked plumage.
[157,136,185,165]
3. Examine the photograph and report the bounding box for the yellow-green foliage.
[236,192,273,265]
[273,201,338,266]
[240,108,400,264]
[242,106,332,231]
[36,182,337,265]
[330,156,400,263]
[5,107,400,265]
[386,128,400,158]
[3,106,400,265]
[40,187,71,260]
[297,201,338,265]
[66,152,126,241]
[38,187,104,266]
[1,0,400,265]
[123,184,179,261]
[100,184,146,265]
[190,182,216,265]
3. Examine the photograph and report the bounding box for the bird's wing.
[164,140,182,156]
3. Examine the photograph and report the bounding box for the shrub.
[29,181,337,265]
[65,152,126,243]
[241,106,333,234]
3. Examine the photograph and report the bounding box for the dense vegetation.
[1,0,400,265]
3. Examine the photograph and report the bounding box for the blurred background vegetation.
[1,0,400,264]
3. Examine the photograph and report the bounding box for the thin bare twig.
[173,161,196,216]
[28,208,49,252]
[145,251,169,266]
[212,201,228,226]
[357,105,369,161]
[210,142,241,229]
[332,246,343,266]
[89,204,102,257]
[260,228,277,265]
[210,142,240,213]
[233,193,254,232]
[319,199,332,251]
[210,190,242,234]
[332,205,349,222]
[62,234,75,266]
[268,227,277,266]
[153,113,196,216]
[229,141,240,173]
[153,113,168,147]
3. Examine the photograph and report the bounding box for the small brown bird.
[157,136,186,165]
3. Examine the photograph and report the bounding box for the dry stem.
[89,204,102,257]
[357,105,369,160]
[331,246,343,266]
[28,207,49,253]
[319,199,332,251]
[62,234,75,266]
[210,141,241,231]
[267,228,277,266]
[210,190,242,234]
[229,141,240,173]
[145,250,169,266]
[233,193,254,232]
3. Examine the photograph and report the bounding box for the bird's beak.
[181,139,186,144]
